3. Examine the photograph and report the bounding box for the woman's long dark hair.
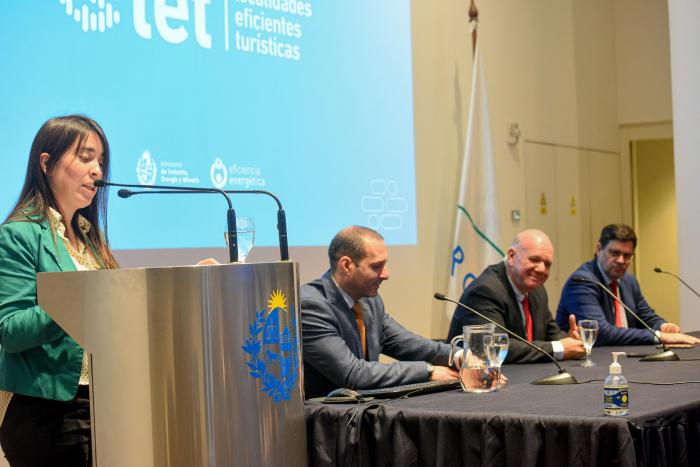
[5,115,118,269]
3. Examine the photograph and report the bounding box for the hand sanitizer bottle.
[603,351,629,416]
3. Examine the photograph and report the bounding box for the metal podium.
[37,262,307,467]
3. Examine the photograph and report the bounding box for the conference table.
[304,336,700,467]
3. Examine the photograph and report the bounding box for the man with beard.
[301,226,459,399]
[447,229,585,363]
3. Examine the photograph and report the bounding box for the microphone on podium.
[117,187,290,261]
[434,293,578,385]
[571,276,679,362]
[654,267,700,300]
[95,179,240,263]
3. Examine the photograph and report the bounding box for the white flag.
[446,44,503,320]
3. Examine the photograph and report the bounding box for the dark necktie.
[522,295,533,341]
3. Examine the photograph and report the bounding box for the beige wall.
[407,0,624,336]
[407,0,673,337]
[614,0,673,124]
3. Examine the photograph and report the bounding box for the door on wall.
[524,143,622,310]
[632,138,679,324]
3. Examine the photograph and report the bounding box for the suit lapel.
[528,288,548,340]
[589,260,616,324]
[618,277,635,327]
[322,272,364,359]
[495,263,527,338]
[39,221,76,272]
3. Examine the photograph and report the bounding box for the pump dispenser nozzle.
[610,352,626,374]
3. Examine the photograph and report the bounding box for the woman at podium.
[0,115,118,467]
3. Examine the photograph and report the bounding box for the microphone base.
[640,350,680,362]
[530,371,578,385]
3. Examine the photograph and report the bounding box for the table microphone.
[654,267,700,300]
[571,276,679,361]
[118,188,290,261]
[434,293,578,385]
[95,180,239,263]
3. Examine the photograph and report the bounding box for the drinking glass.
[579,319,599,367]
[224,217,255,263]
[487,333,509,388]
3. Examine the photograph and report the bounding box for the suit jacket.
[556,259,665,346]
[301,271,451,399]
[447,262,566,363]
[0,219,83,401]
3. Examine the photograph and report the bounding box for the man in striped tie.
[447,230,585,363]
[557,224,700,346]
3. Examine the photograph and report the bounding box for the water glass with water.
[486,333,509,388]
[224,217,255,263]
[579,319,599,367]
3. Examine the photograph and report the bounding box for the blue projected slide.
[0,0,416,248]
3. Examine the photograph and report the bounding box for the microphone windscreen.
[94,179,107,188]
[117,189,131,198]
[434,293,446,301]
[653,267,663,273]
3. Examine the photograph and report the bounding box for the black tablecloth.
[305,337,700,466]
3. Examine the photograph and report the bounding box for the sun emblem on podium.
[268,290,286,311]
[242,290,299,402]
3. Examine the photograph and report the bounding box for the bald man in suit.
[448,230,585,363]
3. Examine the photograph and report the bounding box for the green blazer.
[0,218,83,401]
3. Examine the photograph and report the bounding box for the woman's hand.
[197,258,220,266]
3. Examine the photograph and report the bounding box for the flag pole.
[469,0,479,57]
[446,0,502,321]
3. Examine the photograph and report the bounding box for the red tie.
[522,295,533,341]
[610,281,623,327]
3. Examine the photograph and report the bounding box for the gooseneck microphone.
[95,180,239,263]
[118,188,289,261]
[654,267,700,300]
[434,293,578,385]
[571,276,679,362]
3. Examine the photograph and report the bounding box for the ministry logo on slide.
[210,158,229,189]
[136,150,157,185]
[58,0,121,33]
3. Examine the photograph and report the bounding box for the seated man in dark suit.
[447,229,585,363]
[301,226,459,399]
[557,224,700,346]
